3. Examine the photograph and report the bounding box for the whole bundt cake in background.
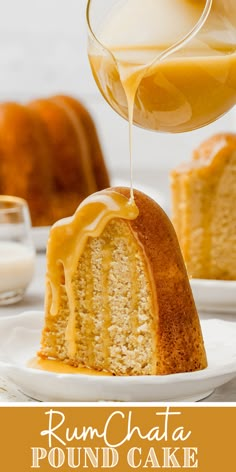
[171,133,236,280]
[39,187,207,376]
[0,95,110,226]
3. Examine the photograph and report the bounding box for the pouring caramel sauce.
[88,0,236,133]
[32,0,236,376]
[89,44,236,134]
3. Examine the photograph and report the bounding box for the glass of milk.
[0,196,35,305]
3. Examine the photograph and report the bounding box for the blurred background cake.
[0,95,110,226]
[171,134,236,280]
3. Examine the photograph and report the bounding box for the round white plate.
[191,279,236,314]
[0,311,236,402]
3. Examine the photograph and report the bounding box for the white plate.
[191,279,236,314]
[31,226,50,252]
[0,311,236,402]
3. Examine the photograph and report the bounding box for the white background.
[0,0,235,201]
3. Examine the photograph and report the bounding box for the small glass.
[0,196,35,305]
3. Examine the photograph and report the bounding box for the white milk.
[0,241,35,293]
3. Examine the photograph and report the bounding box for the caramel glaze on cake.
[39,187,207,376]
[0,95,110,226]
[171,133,236,280]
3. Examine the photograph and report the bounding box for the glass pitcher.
[87,0,236,133]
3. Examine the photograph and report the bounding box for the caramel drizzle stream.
[46,189,139,357]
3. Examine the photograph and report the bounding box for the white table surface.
[0,253,235,403]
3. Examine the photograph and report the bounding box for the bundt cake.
[0,95,110,226]
[171,133,236,280]
[39,187,207,376]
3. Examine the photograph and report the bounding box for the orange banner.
[0,406,235,471]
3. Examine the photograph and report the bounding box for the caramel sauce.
[89,44,236,134]
[46,190,139,357]
[89,0,236,133]
[28,357,112,376]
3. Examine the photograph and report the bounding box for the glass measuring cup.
[87,0,236,133]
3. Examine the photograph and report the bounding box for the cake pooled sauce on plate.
[28,357,112,376]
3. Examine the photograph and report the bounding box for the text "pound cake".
[39,187,207,376]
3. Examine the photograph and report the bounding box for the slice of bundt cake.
[171,133,236,280]
[0,95,110,226]
[39,187,207,376]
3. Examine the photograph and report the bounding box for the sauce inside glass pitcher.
[88,0,236,133]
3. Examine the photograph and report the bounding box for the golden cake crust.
[172,133,236,175]
[115,188,207,374]
[193,133,236,162]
